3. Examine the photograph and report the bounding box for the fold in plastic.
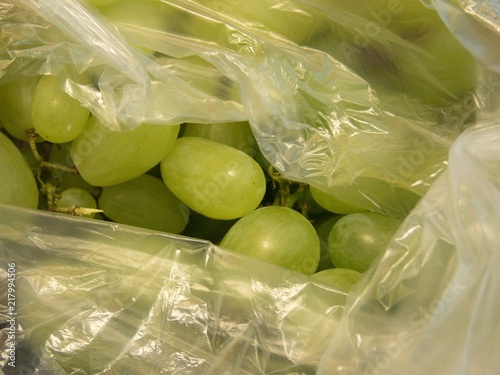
[0,206,346,374]
[317,119,500,374]
[3,0,499,217]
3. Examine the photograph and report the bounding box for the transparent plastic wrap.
[317,118,500,374]
[2,0,499,217]
[0,205,346,374]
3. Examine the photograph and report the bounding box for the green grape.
[0,76,40,141]
[31,75,91,143]
[310,185,366,215]
[161,137,266,220]
[98,174,189,234]
[0,132,39,209]
[182,121,257,157]
[328,212,401,273]
[311,268,362,293]
[311,176,421,219]
[56,187,98,218]
[220,206,320,275]
[70,116,180,186]
[48,142,96,192]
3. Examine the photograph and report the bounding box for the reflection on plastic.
[317,120,500,375]
[0,205,345,374]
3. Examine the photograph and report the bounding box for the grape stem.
[26,129,79,175]
[48,205,103,217]
[268,165,309,215]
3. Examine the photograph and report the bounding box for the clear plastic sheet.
[2,0,498,216]
[0,204,346,374]
[1,0,500,374]
[317,119,500,374]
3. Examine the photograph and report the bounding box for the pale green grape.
[49,142,96,192]
[328,212,401,273]
[220,206,320,275]
[56,187,98,218]
[310,185,366,215]
[0,132,39,209]
[311,176,421,219]
[309,0,476,107]
[70,116,179,186]
[182,121,257,157]
[0,76,40,141]
[311,268,362,293]
[31,75,90,143]
[161,137,266,220]
[98,174,189,234]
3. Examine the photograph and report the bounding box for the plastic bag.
[0,204,346,374]
[317,118,500,374]
[3,0,498,217]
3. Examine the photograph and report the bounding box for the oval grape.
[0,132,39,209]
[161,137,266,220]
[328,212,401,273]
[71,116,179,186]
[220,206,320,275]
[31,75,90,143]
[98,174,189,234]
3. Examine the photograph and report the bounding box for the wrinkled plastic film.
[0,205,346,373]
[317,119,500,374]
[3,0,494,217]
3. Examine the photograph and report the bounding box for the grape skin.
[0,132,39,209]
[161,137,266,220]
[220,206,320,276]
[98,174,189,234]
[71,116,180,187]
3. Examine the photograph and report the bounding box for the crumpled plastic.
[3,0,499,217]
[0,205,346,374]
[1,0,500,374]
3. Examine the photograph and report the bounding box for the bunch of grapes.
[0,73,405,294]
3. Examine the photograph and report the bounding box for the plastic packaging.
[3,0,498,216]
[317,118,500,374]
[1,0,500,374]
[0,205,346,374]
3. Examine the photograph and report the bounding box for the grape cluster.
[0,72,405,293]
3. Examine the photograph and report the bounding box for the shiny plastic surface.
[0,204,345,374]
[2,0,498,217]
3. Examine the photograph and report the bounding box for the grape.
[70,116,179,186]
[56,187,98,218]
[310,185,366,215]
[49,142,96,192]
[311,268,362,293]
[328,212,401,273]
[311,176,421,218]
[98,174,189,234]
[0,132,39,209]
[161,137,266,220]
[0,76,40,141]
[220,206,320,275]
[182,121,257,157]
[31,75,91,143]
